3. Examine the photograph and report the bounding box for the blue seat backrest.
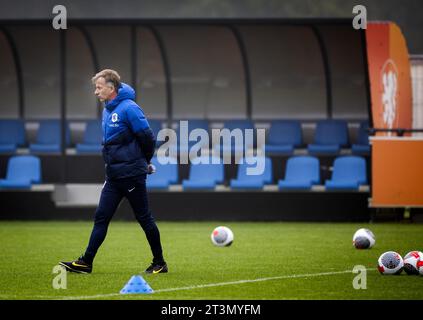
[220,120,255,148]
[84,120,103,144]
[223,119,254,132]
[0,119,25,146]
[332,156,367,184]
[268,120,302,146]
[236,157,272,183]
[36,120,70,145]
[356,120,370,145]
[313,120,349,146]
[148,119,163,139]
[285,156,320,184]
[174,119,209,145]
[189,156,224,183]
[150,156,178,183]
[6,155,41,183]
[190,119,209,131]
[175,119,209,133]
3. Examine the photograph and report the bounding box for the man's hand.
[147,163,156,175]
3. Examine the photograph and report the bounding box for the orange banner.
[371,138,423,207]
[366,22,417,208]
[366,22,412,136]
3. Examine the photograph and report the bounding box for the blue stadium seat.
[307,120,349,155]
[278,156,320,190]
[148,119,163,138]
[30,120,71,153]
[265,120,302,155]
[182,156,224,190]
[0,119,26,153]
[146,156,178,190]
[214,119,255,154]
[148,119,164,147]
[0,155,41,189]
[76,120,103,154]
[325,156,367,191]
[352,120,370,155]
[170,119,209,153]
[230,157,272,190]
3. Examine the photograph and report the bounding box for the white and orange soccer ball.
[403,251,423,275]
[211,226,234,247]
[378,251,404,275]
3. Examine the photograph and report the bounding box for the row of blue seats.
[151,119,370,155]
[0,119,370,155]
[0,155,367,191]
[266,119,370,155]
[0,119,102,154]
[147,155,367,191]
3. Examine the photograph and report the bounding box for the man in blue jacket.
[60,69,167,274]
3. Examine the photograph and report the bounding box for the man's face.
[94,77,115,102]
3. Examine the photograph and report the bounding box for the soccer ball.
[211,226,234,247]
[378,251,404,275]
[352,228,375,249]
[403,251,423,275]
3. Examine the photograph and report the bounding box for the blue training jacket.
[102,83,156,180]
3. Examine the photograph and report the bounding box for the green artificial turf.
[0,221,422,300]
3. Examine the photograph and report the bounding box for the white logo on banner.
[381,60,398,135]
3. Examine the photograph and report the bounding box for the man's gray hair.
[92,69,121,90]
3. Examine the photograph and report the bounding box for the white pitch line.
[58,268,376,300]
[0,268,376,300]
